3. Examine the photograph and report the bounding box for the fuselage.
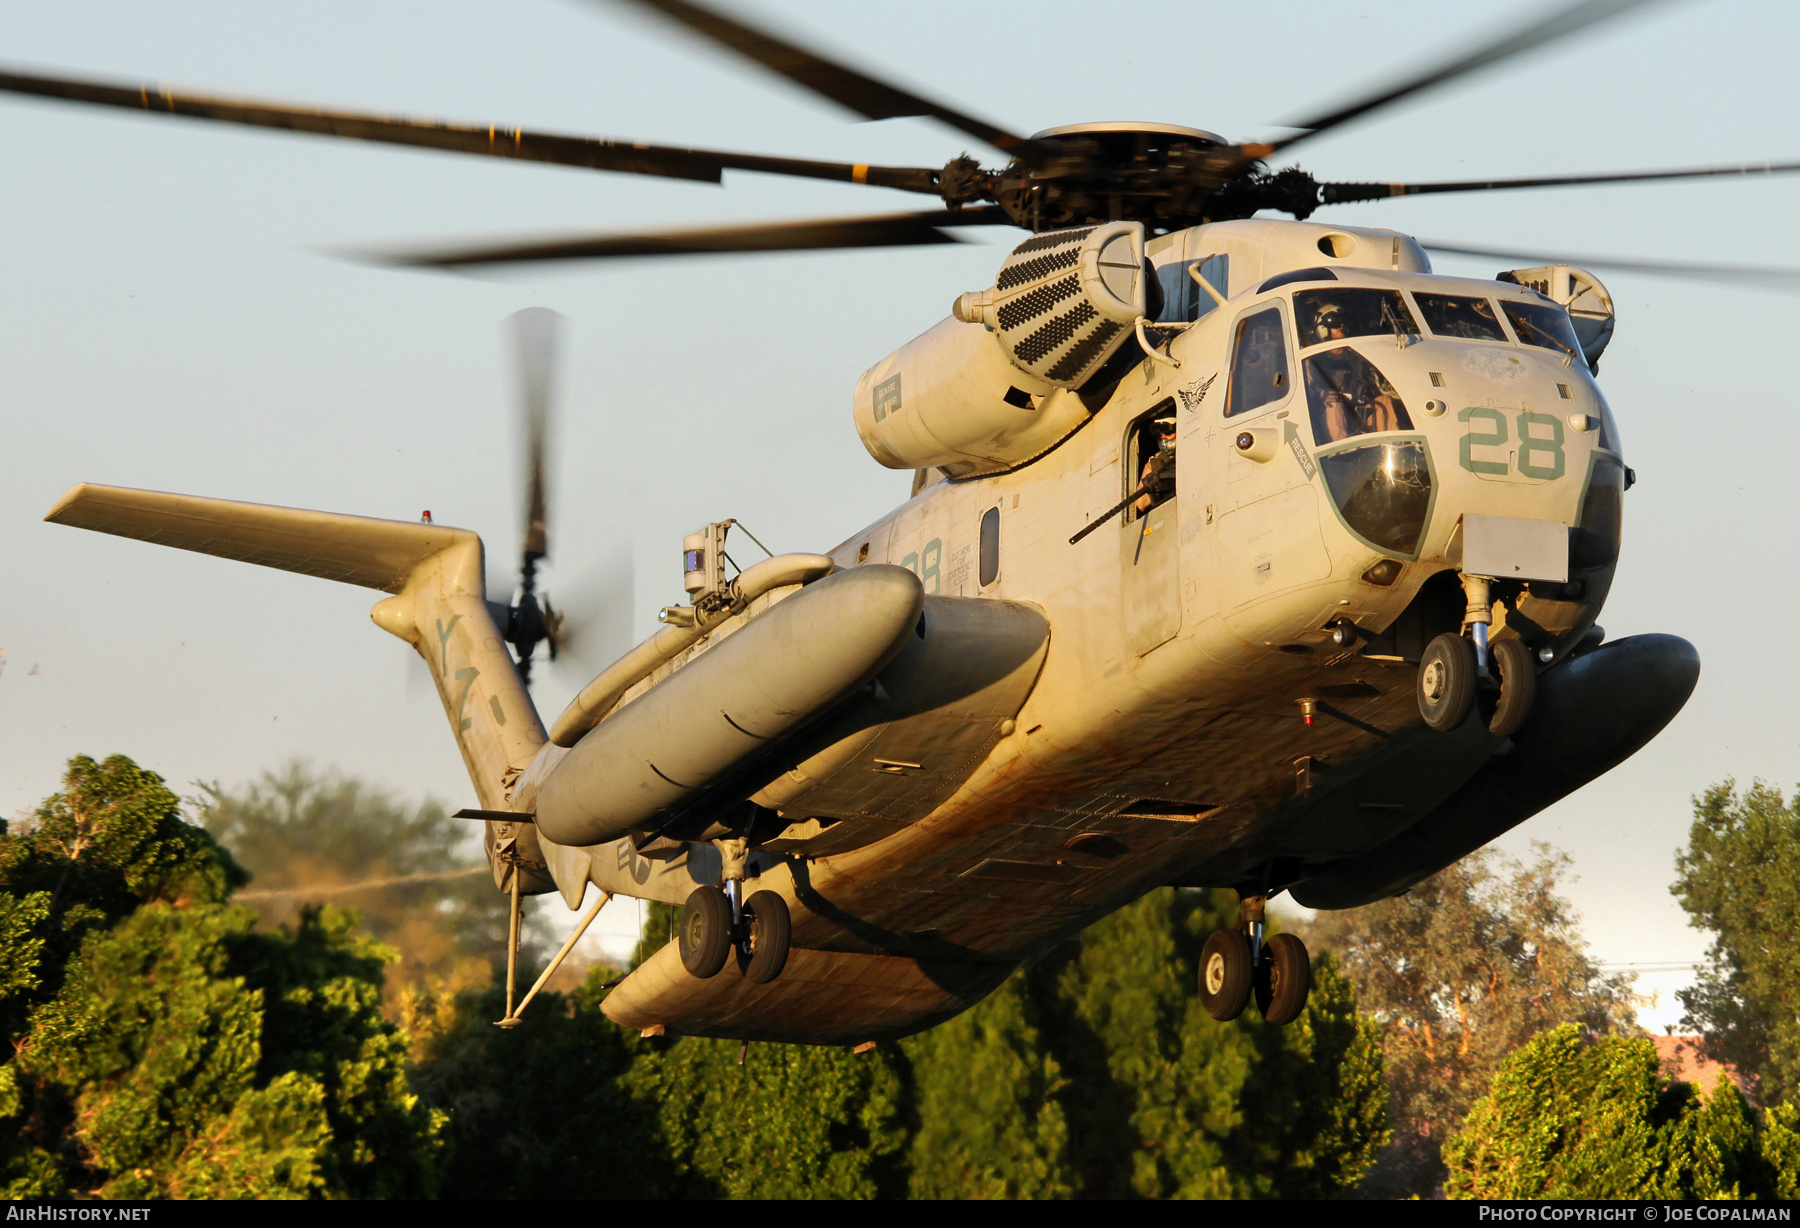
[522,217,1656,1042]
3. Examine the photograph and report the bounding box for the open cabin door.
[1122,399,1182,655]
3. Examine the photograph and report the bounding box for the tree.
[905,888,1389,1199]
[1673,780,1800,1105]
[903,972,1075,1198]
[407,970,675,1199]
[0,754,443,1198]
[1307,844,1638,1196]
[1444,1023,1783,1199]
[195,763,540,1013]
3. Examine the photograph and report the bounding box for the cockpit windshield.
[1502,300,1583,358]
[1294,288,1419,349]
[1415,294,1508,342]
[1305,348,1414,445]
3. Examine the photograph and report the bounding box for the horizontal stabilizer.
[44,483,473,593]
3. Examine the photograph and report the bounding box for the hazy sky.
[1,0,1795,1017]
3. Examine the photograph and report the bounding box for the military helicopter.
[26,0,1798,1042]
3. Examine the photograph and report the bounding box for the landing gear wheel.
[1253,933,1313,1026]
[1486,637,1537,737]
[1417,632,1477,731]
[678,885,732,979]
[740,891,791,985]
[1198,929,1253,1021]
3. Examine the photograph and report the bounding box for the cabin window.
[1305,348,1413,445]
[1154,253,1229,323]
[1294,288,1419,349]
[1414,293,1508,342]
[1501,300,1582,358]
[1224,306,1290,417]
[979,507,1001,586]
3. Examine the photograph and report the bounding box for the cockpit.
[1212,267,1613,559]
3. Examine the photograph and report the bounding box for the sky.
[0,0,1796,1021]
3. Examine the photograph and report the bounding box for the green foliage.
[194,763,527,1003]
[904,973,1073,1198]
[625,1030,908,1199]
[410,968,671,1199]
[0,754,442,1199]
[1761,1101,1800,1200]
[904,889,1389,1199]
[1673,780,1800,1104]
[1443,1022,1795,1200]
[1309,844,1638,1195]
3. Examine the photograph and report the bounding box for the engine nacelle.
[853,222,1149,478]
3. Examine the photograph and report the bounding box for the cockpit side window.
[1502,300,1583,358]
[1295,288,1419,349]
[1306,348,1413,445]
[1224,306,1290,417]
[1415,293,1508,342]
[1154,253,1229,323]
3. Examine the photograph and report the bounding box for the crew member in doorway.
[1133,416,1179,514]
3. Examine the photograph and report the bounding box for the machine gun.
[1069,450,1175,545]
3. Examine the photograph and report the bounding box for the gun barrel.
[1069,487,1144,545]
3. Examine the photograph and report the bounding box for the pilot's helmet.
[1313,301,1347,335]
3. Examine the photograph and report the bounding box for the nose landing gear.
[1198,895,1313,1026]
[1415,573,1539,735]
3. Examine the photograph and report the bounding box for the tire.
[741,891,791,985]
[678,885,732,979]
[1487,637,1537,737]
[1417,632,1477,731]
[1198,929,1253,1022]
[1254,933,1313,1026]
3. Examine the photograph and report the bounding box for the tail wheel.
[1487,637,1538,737]
[1198,929,1253,1021]
[741,890,792,985]
[1417,632,1477,731]
[1254,932,1313,1026]
[678,885,732,979]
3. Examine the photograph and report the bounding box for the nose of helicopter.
[1303,338,1617,579]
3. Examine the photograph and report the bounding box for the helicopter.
[26,0,1798,1043]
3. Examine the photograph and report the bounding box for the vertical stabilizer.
[45,483,546,809]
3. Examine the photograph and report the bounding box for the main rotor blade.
[369,207,1014,268]
[0,66,944,193]
[1265,0,1670,155]
[604,0,1041,160]
[1421,240,1800,291]
[1322,158,1800,204]
[510,308,563,568]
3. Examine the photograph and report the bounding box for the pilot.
[1307,302,1404,442]
[1313,302,1349,347]
[1133,416,1178,513]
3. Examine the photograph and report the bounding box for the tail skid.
[45,483,548,813]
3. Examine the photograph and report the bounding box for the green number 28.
[899,538,943,594]
[1457,407,1564,480]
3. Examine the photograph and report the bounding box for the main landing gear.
[676,842,793,986]
[1198,895,1312,1026]
[1415,574,1538,736]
